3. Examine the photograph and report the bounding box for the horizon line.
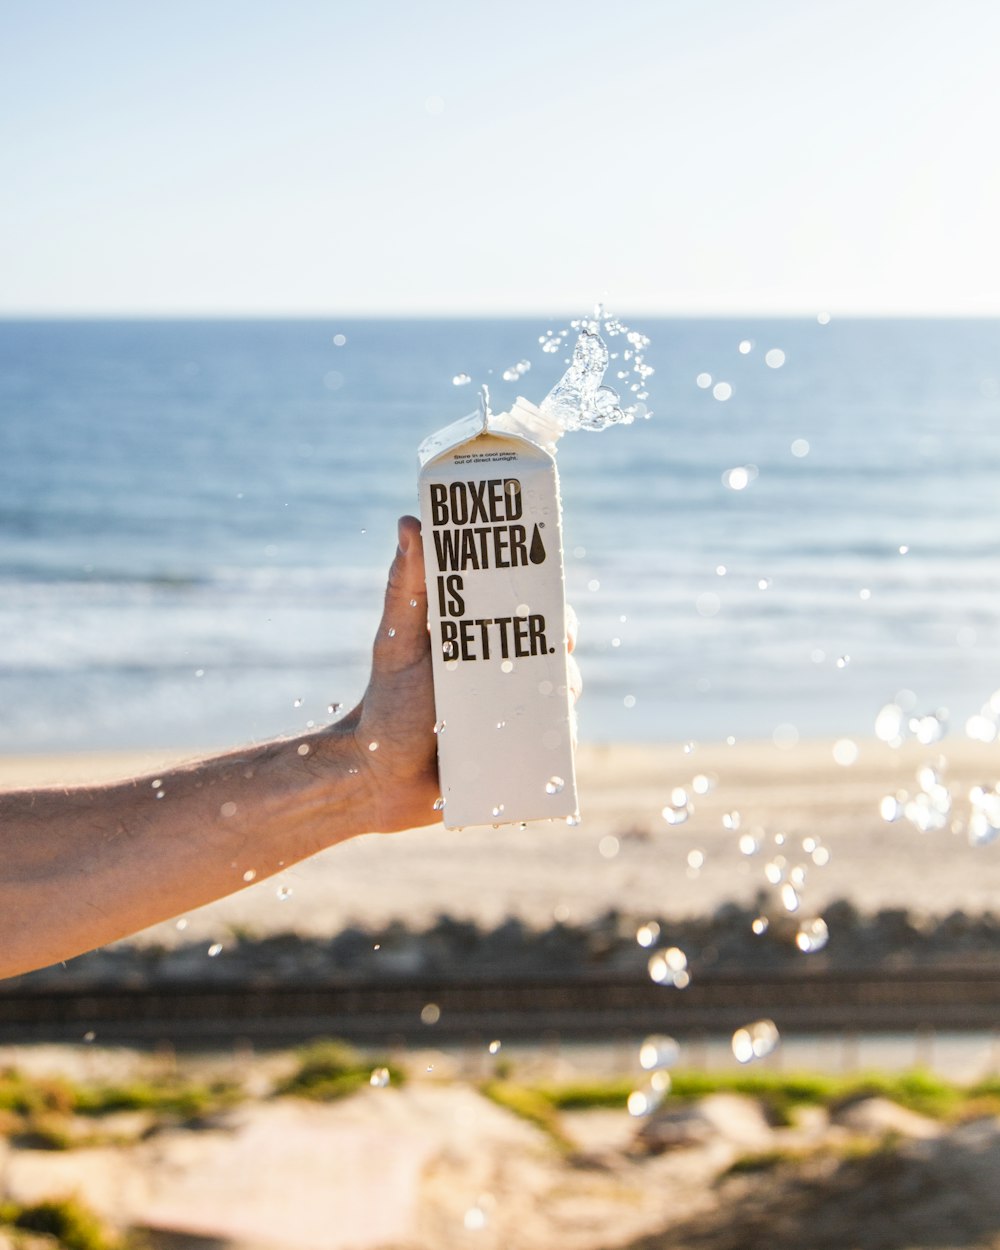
[2,308,1000,322]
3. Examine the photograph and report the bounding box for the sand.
[3,737,1000,952]
[6,740,1000,1250]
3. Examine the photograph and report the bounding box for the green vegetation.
[479,1067,1000,1138]
[0,1196,123,1250]
[479,1080,573,1151]
[274,1040,404,1103]
[0,1063,242,1151]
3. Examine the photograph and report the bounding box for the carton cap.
[417,397,564,467]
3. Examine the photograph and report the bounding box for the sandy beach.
[5,739,1000,1250]
[3,736,1000,951]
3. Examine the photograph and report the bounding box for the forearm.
[0,724,371,979]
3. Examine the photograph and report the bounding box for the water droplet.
[432,797,445,812]
[421,1002,441,1025]
[207,943,223,958]
[152,779,163,790]
[327,702,342,715]
[722,810,741,831]
[242,869,256,883]
[738,339,753,354]
[293,697,303,708]
[452,373,472,386]
[723,466,751,491]
[732,1019,780,1063]
[368,741,379,751]
[712,381,733,402]
[751,916,769,935]
[277,885,293,900]
[738,833,759,856]
[648,947,688,986]
[875,702,905,745]
[488,1039,502,1055]
[627,1088,658,1117]
[491,803,505,819]
[220,801,237,818]
[463,1206,488,1232]
[817,311,831,325]
[780,883,800,912]
[611,636,622,647]
[661,803,690,826]
[566,814,581,827]
[598,835,620,859]
[387,627,396,638]
[332,332,347,346]
[836,655,850,668]
[636,921,661,948]
[501,660,514,674]
[765,348,786,369]
[640,1034,680,1071]
[623,694,637,709]
[695,372,713,389]
[297,743,310,756]
[796,917,829,953]
[791,438,810,457]
[910,711,947,744]
[832,738,859,766]
[686,848,705,871]
[545,776,565,795]
[176,917,188,930]
[370,1067,390,1088]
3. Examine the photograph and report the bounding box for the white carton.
[418,396,579,830]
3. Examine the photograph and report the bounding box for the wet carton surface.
[418,401,579,829]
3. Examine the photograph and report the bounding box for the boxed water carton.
[418,396,579,830]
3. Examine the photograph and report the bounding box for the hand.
[342,516,440,832]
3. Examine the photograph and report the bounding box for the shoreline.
[3,738,1000,951]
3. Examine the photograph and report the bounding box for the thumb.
[372,516,429,673]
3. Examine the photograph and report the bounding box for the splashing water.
[539,309,653,431]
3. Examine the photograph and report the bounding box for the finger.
[372,516,429,674]
[567,654,583,705]
[565,603,578,654]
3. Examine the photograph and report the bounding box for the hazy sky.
[2,0,999,315]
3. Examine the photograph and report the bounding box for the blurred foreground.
[4,1041,1000,1250]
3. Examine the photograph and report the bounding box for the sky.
[2,0,999,316]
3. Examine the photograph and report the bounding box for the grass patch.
[0,1064,243,1149]
[479,1080,573,1151]
[483,1068,997,1134]
[274,1040,403,1103]
[0,1196,123,1250]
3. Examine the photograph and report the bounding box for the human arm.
[0,516,438,979]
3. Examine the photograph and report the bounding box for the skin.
[0,516,580,980]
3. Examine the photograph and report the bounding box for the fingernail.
[397,519,411,555]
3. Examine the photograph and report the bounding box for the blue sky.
[2,0,999,315]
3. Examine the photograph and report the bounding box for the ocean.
[1,316,999,754]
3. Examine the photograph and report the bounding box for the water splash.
[538,308,653,432]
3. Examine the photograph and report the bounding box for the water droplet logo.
[529,524,546,564]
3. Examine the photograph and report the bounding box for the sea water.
[1,315,999,754]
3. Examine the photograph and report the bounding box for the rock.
[831,1095,942,1140]
[639,1095,775,1154]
